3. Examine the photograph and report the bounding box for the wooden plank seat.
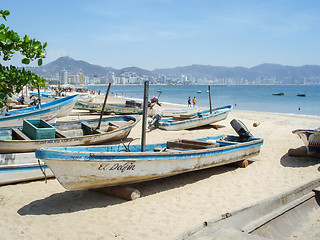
[166,139,219,150]
[12,128,31,140]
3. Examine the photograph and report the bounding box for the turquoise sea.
[88,85,320,117]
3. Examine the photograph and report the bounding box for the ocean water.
[88,85,320,117]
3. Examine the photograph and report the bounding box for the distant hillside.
[154,64,253,79]
[28,56,320,84]
[155,63,320,84]
[28,56,116,78]
[117,67,153,76]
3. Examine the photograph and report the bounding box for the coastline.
[1,95,320,239]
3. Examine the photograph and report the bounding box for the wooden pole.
[96,83,111,130]
[141,81,149,152]
[208,85,212,114]
[37,85,41,107]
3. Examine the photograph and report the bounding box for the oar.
[96,83,111,130]
[208,85,212,114]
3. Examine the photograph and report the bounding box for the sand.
[0,94,320,239]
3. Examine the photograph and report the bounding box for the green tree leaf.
[21,58,30,64]
[0,9,47,109]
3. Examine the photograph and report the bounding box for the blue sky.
[1,0,320,70]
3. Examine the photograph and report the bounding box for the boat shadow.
[18,189,122,216]
[130,163,249,196]
[187,124,226,131]
[18,162,247,216]
[280,152,320,168]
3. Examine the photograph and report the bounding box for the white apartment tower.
[60,69,68,84]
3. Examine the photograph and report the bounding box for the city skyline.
[1,1,320,70]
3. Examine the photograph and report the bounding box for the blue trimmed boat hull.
[35,135,263,190]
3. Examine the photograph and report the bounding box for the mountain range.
[28,56,320,84]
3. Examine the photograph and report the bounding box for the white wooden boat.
[156,105,232,131]
[74,99,143,114]
[292,128,320,154]
[0,115,139,153]
[35,133,263,190]
[54,94,80,117]
[0,94,80,128]
[0,152,54,185]
[0,115,139,185]
[177,177,320,239]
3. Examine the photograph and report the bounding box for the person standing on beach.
[188,97,191,107]
[192,97,196,107]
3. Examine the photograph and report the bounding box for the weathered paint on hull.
[0,116,139,153]
[75,101,143,114]
[293,129,320,154]
[176,177,320,239]
[38,137,262,190]
[0,95,80,128]
[57,99,78,117]
[0,129,132,153]
[0,152,54,185]
[0,105,60,128]
[159,108,230,131]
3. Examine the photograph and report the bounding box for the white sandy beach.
[0,94,320,239]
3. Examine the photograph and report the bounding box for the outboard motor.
[230,119,254,141]
[150,97,161,107]
[148,112,163,128]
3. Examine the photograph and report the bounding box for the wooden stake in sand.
[93,186,140,201]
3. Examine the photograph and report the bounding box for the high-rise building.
[60,69,68,84]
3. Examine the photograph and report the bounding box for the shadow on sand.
[18,162,246,216]
[280,153,320,168]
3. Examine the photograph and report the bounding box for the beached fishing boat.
[30,91,55,98]
[0,115,139,185]
[74,99,144,114]
[0,152,55,185]
[0,115,139,154]
[50,94,80,117]
[155,105,232,131]
[35,122,263,190]
[0,94,80,128]
[292,128,320,154]
[177,177,320,239]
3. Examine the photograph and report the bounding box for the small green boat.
[272,92,284,96]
